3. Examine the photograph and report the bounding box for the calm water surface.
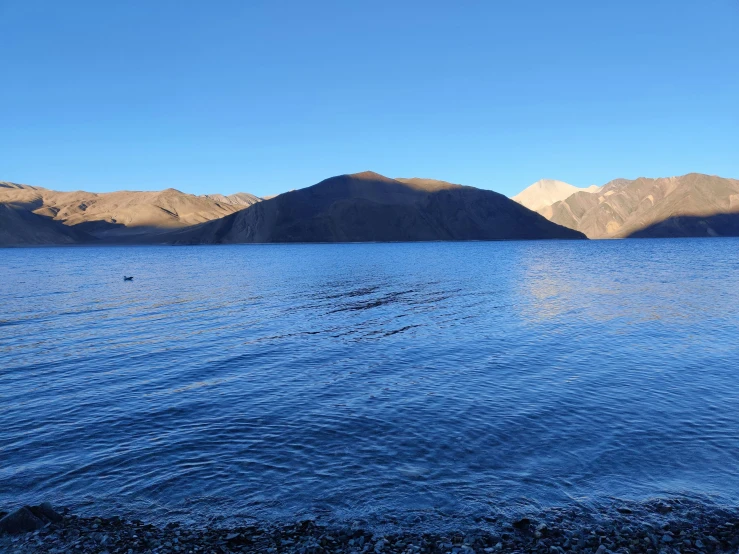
[1,240,738,528]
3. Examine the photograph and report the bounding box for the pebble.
[1,501,739,553]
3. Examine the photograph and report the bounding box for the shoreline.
[2,499,739,553]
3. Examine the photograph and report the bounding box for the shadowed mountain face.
[0,182,262,245]
[628,214,739,238]
[0,203,93,245]
[164,171,585,244]
[538,174,739,238]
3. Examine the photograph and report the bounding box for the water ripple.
[1,240,739,529]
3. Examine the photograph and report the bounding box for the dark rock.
[0,506,45,535]
[513,518,532,530]
[28,502,64,523]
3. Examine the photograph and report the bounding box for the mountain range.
[0,173,583,246]
[2,171,737,246]
[513,173,739,238]
[0,182,263,245]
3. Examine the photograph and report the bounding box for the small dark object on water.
[124,276,134,281]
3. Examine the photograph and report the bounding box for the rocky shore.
[2,500,739,553]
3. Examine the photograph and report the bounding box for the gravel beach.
[2,500,739,553]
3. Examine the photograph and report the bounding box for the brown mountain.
[0,182,261,245]
[162,171,585,244]
[538,173,739,238]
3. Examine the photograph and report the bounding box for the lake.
[1,240,738,530]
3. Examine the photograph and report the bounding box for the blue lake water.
[1,240,739,529]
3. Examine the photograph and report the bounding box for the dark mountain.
[163,171,585,244]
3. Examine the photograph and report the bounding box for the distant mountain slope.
[542,173,739,238]
[201,192,262,207]
[512,179,600,212]
[0,182,260,245]
[163,171,585,244]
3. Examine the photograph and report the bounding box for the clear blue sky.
[1,0,737,198]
